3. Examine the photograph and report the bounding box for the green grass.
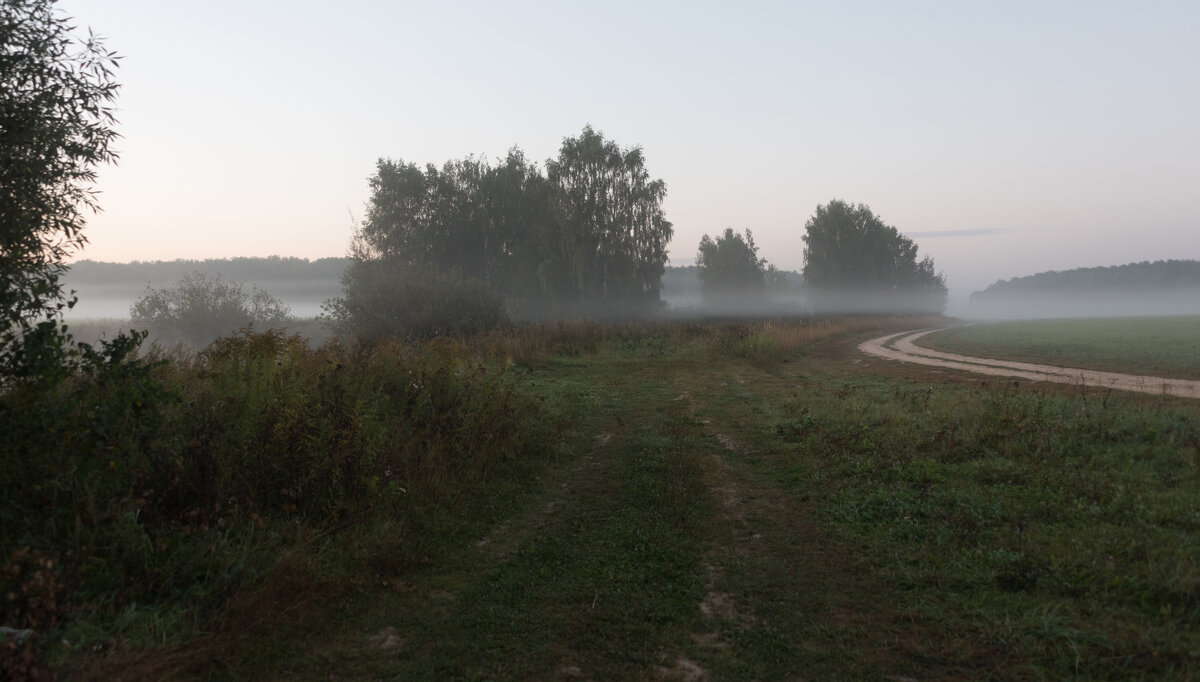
[920,316,1200,380]
[773,372,1200,679]
[11,318,1200,680]
[1,328,554,679]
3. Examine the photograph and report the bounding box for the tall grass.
[472,315,932,367]
[0,329,551,662]
[700,315,938,362]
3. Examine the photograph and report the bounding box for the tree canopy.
[546,125,672,305]
[801,200,946,313]
[334,126,673,337]
[1,0,120,375]
[695,228,768,305]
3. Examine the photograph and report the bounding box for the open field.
[861,328,1200,399]
[919,316,1200,381]
[23,317,1194,680]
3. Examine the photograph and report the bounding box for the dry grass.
[475,315,946,367]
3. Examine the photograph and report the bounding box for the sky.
[57,0,1200,298]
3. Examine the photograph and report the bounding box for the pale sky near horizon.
[57,0,1199,296]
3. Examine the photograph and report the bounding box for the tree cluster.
[331,126,673,338]
[801,200,946,313]
[695,228,779,306]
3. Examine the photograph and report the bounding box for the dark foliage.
[696,228,769,305]
[802,200,946,313]
[332,126,673,337]
[1,0,119,378]
[0,329,549,660]
[324,261,508,341]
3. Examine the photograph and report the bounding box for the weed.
[1,328,553,672]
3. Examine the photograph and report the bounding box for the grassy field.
[9,317,1200,680]
[920,316,1200,380]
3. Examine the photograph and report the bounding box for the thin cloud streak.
[906,229,1016,239]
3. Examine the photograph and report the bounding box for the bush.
[130,272,292,346]
[0,328,550,654]
[325,259,508,341]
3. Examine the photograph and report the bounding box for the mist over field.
[63,262,1200,324]
[63,284,341,320]
[963,260,1200,320]
[964,290,1200,320]
[58,258,943,325]
[61,258,347,319]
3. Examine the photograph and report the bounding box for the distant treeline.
[66,256,351,287]
[970,260,1200,318]
[973,260,1200,297]
[63,257,352,319]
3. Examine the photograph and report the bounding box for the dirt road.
[859,327,1200,399]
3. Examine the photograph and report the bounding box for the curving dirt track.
[859,327,1200,400]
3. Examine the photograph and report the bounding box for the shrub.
[130,272,292,346]
[324,259,508,341]
[0,328,550,655]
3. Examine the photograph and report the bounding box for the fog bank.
[963,290,1200,321]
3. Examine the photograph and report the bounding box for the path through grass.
[84,319,1200,680]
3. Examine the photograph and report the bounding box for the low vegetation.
[4,316,1198,679]
[0,328,552,678]
[920,316,1200,380]
[322,262,508,341]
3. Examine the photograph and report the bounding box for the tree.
[131,273,292,346]
[355,150,558,296]
[342,151,535,336]
[336,127,674,334]
[1,0,120,375]
[802,200,946,313]
[546,125,673,307]
[695,228,768,305]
